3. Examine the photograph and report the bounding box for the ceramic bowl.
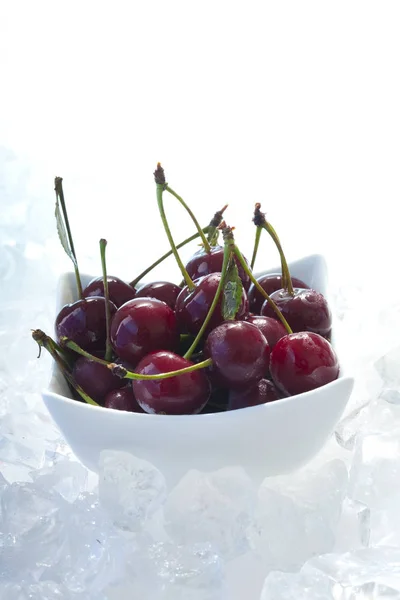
[42,254,354,486]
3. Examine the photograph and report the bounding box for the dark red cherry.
[205,321,270,389]
[261,288,332,338]
[73,356,124,404]
[104,385,144,412]
[185,246,251,291]
[270,332,339,396]
[245,315,287,349]
[83,276,136,308]
[55,297,117,353]
[110,298,179,365]
[248,274,309,314]
[132,351,211,415]
[175,273,249,335]
[228,378,280,410]
[135,281,181,310]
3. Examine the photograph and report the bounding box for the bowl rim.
[44,252,354,421]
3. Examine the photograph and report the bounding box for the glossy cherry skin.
[73,356,124,404]
[83,276,136,308]
[248,274,309,314]
[270,332,339,396]
[104,386,144,412]
[228,378,280,410]
[185,246,251,291]
[132,351,211,415]
[55,297,117,353]
[110,298,179,366]
[175,273,249,335]
[205,321,270,389]
[135,281,181,310]
[261,288,332,338]
[245,315,287,349]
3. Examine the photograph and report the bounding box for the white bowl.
[42,255,354,486]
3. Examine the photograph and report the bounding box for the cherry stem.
[183,243,232,360]
[233,246,293,334]
[54,177,83,299]
[129,227,210,288]
[99,239,113,362]
[165,185,211,253]
[250,226,262,271]
[207,204,228,245]
[109,357,212,380]
[156,182,195,291]
[262,222,294,295]
[60,338,110,366]
[32,330,99,406]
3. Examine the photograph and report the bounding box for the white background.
[1,1,399,291]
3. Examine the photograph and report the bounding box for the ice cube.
[0,580,107,599]
[98,450,167,531]
[334,498,370,552]
[349,431,400,546]
[164,467,256,559]
[375,345,400,389]
[122,540,226,600]
[30,456,88,503]
[260,547,400,599]
[248,460,348,571]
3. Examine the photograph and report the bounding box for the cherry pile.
[33,167,340,415]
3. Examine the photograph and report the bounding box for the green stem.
[250,226,262,271]
[54,177,83,298]
[262,222,294,295]
[183,244,232,360]
[233,246,293,334]
[60,338,110,365]
[32,330,99,406]
[207,204,228,244]
[129,228,210,288]
[166,185,211,253]
[99,239,113,361]
[156,183,195,291]
[111,357,212,380]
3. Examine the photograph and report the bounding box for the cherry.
[245,315,287,349]
[228,378,280,410]
[132,350,211,414]
[55,297,117,354]
[261,288,332,338]
[110,297,179,365]
[248,274,309,314]
[175,273,249,335]
[104,386,144,412]
[73,356,124,404]
[270,332,339,396]
[135,281,181,310]
[185,245,251,290]
[205,321,270,389]
[83,276,136,308]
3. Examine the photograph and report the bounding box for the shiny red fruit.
[248,274,309,314]
[55,297,117,353]
[228,378,280,410]
[245,315,287,349]
[73,356,124,404]
[135,281,181,310]
[104,386,145,412]
[261,288,332,338]
[132,351,211,415]
[270,332,339,396]
[110,298,179,365]
[83,276,136,308]
[205,321,270,389]
[175,273,249,335]
[185,246,251,290]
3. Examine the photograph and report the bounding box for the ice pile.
[2,148,400,598]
